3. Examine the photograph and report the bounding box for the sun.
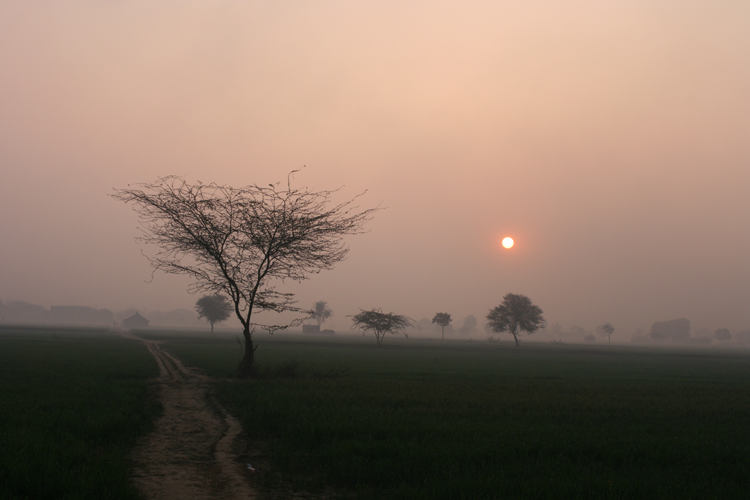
[502,237,514,249]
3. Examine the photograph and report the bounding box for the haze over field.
[1,1,748,336]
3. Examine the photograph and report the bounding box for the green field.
[0,327,160,500]
[162,334,750,499]
[3,327,749,499]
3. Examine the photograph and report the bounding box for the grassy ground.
[0,326,161,500]
[162,334,750,499]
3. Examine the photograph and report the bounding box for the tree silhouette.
[596,323,615,344]
[650,318,690,343]
[432,312,452,341]
[714,328,731,342]
[112,173,377,377]
[310,300,333,326]
[486,293,545,347]
[195,294,232,332]
[458,315,478,335]
[351,308,411,346]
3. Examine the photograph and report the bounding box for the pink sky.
[1,1,749,336]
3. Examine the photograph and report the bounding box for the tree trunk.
[237,328,255,378]
[210,322,214,333]
[512,331,519,347]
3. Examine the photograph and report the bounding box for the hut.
[122,312,150,329]
[302,324,321,334]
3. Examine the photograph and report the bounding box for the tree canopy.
[596,323,615,344]
[486,293,545,347]
[649,318,690,343]
[310,300,333,326]
[714,328,731,342]
[351,308,411,346]
[195,294,232,332]
[112,173,377,377]
[458,315,478,335]
[432,312,452,340]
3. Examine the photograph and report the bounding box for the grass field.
[0,326,160,500]
[162,334,750,499]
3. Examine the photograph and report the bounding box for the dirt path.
[126,334,257,500]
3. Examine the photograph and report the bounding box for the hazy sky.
[2,1,749,336]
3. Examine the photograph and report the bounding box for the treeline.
[0,299,203,328]
[548,318,750,346]
[630,318,750,345]
[0,300,113,326]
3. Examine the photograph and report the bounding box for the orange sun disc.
[502,237,514,249]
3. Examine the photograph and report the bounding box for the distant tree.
[548,323,564,344]
[650,318,690,343]
[486,293,545,347]
[584,334,596,343]
[310,300,333,326]
[351,308,411,346]
[596,323,615,344]
[714,328,732,342]
[569,325,588,339]
[113,174,377,377]
[432,313,452,340]
[458,315,478,335]
[416,318,433,332]
[195,294,232,332]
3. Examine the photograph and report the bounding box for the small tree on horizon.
[486,293,545,347]
[714,328,731,342]
[432,312,452,341]
[459,315,478,335]
[310,300,333,327]
[351,308,411,346]
[195,294,232,332]
[596,323,615,344]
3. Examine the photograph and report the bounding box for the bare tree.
[310,300,333,327]
[351,308,411,346]
[432,312,452,341]
[486,293,545,347]
[596,323,615,344]
[195,294,232,332]
[112,174,377,377]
